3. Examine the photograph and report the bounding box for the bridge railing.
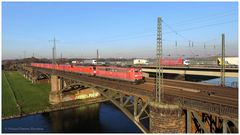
[164,94,238,120]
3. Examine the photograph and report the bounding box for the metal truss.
[93,86,150,133]
[187,110,238,133]
[60,82,85,93]
[164,94,238,120]
[36,73,49,80]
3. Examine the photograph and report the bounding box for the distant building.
[83,59,97,65]
[133,59,149,65]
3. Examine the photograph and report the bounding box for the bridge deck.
[142,66,238,77]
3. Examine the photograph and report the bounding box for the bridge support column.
[25,73,28,79]
[49,75,61,105]
[31,77,37,84]
[31,71,38,84]
[28,73,31,81]
[149,102,185,133]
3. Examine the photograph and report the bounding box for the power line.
[58,19,236,46]
[162,19,237,47]
[55,20,236,51]
[174,13,236,27]
[90,10,236,45]
[163,20,189,41]
[164,19,237,35]
[173,10,236,26]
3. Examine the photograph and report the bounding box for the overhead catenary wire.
[60,19,236,46]
[162,19,236,54]
[164,19,237,35]
[97,10,236,43]
[173,11,236,26]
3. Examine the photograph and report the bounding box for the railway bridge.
[18,65,238,133]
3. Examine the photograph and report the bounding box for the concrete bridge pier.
[30,71,38,84]
[149,102,185,133]
[49,75,61,105]
[28,73,32,81]
[27,73,30,80]
[24,72,28,79]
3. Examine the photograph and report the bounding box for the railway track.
[144,78,238,99]
[129,78,238,107]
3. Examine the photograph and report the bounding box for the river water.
[2,102,141,133]
[202,77,238,88]
[2,77,237,133]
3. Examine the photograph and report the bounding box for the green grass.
[2,72,20,117]
[2,71,51,117]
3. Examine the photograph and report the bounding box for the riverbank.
[2,71,50,118]
[2,71,108,120]
[2,96,108,120]
[2,71,21,117]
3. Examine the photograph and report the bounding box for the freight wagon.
[217,57,238,66]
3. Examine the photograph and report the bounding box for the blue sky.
[2,2,238,59]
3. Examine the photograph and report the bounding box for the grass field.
[2,71,51,117]
[2,72,20,117]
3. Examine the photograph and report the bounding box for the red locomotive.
[95,66,143,82]
[160,57,190,66]
[160,58,183,66]
[31,63,143,83]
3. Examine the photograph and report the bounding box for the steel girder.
[92,86,150,133]
[187,110,238,133]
